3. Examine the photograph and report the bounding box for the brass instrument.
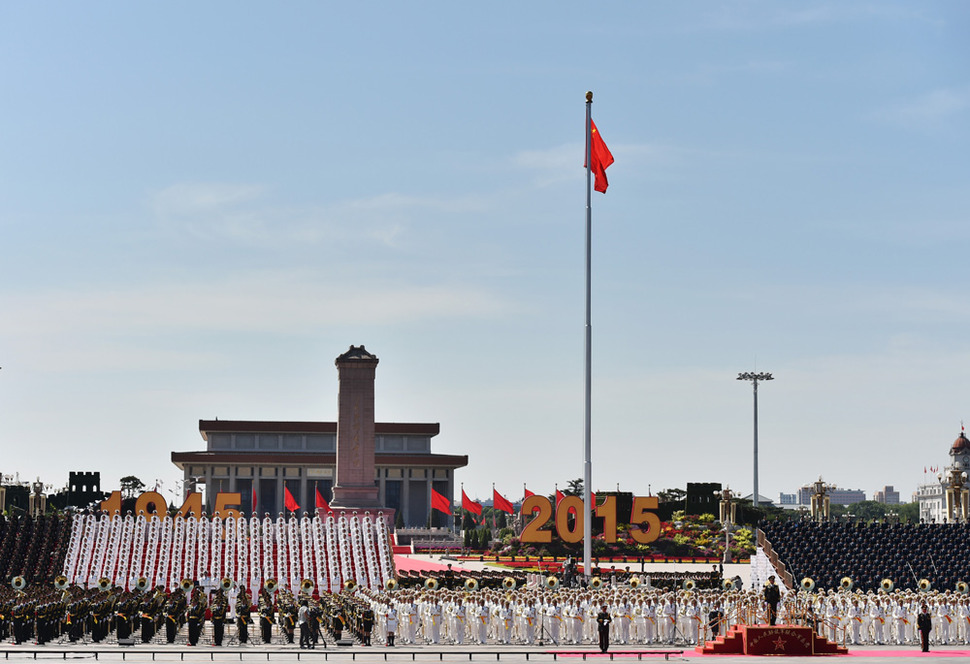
[839,576,853,591]
[801,577,815,592]
[180,578,195,592]
[629,576,640,588]
[135,576,150,592]
[464,577,478,591]
[54,575,69,591]
[880,578,894,593]
[589,576,603,589]
[264,578,277,593]
[502,577,516,590]
[222,577,234,591]
[385,578,398,591]
[422,578,437,591]
[918,578,932,592]
[545,575,560,590]
[956,580,968,594]
[11,576,26,591]
[97,577,112,592]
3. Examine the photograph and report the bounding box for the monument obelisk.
[329,345,382,508]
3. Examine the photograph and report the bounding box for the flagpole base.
[331,484,382,508]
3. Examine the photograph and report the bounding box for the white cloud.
[877,87,970,128]
[0,272,513,371]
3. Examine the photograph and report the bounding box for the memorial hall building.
[171,346,468,527]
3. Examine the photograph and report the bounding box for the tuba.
[264,578,277,593]
[545,575,560,590]
[135,577,150,592]
[98,577,112,592]
[385,578,398,592]
[11,576,26,591]
[300,579,314,593]
[880,578,894,593]
[918,578,932,592]
[683,579,696,591]
[839,576,853,591]
[180,578,195,592]
[502,577,516,590]
[464,578,479,592]
[723,578,735,591]
[423,578,437,591]
[956,580,968,594]
[54,575,69,591]
[222,577,234,591]
[801,577,815,592]
[629,576,641,588]
[589,576,603,589]
[344,579,358,592]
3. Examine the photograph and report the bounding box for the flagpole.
[583,90,594,580]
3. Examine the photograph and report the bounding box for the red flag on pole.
[315,486,330,512]
[493,489,515,514]
[556,489,565,507]
[431,487,452,515]
[252,487,257,514]
[524,486,535,499]
[585,120,614,193]
[284,485,300,512]
[462,489,482,516]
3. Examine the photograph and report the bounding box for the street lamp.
[737,371,773,508]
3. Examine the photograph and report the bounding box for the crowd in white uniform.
[787,590,970,646]
[348,584,970,647]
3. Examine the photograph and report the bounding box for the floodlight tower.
[737,371,773,508]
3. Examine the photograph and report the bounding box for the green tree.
[119,476,145,499]
[566,478,584,496]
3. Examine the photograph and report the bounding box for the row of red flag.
[253,486,331,514]
[443,487,599,517]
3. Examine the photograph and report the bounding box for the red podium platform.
[696,624,848,656]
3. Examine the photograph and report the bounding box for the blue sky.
[1,2,969,507]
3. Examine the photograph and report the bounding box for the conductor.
[763,576,781,626]
[596,605,612,653]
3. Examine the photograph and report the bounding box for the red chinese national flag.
[284,486,300,512]
[586,119,614,193]
[315,487,330,512]
[431,487,452,515]
[524,487,535,499]
[252,487,257,513]
[555,490,565,507]
[493,489,514,515]
[462,489,482,516]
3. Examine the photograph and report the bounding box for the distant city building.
[873,485,900,505]
[916,430,970,523]
[796,485,865,506]
[778,492,798,506]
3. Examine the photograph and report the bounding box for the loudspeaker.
[117,637,136,646]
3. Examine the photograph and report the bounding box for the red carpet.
[393,555,454,572]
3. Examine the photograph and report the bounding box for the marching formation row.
[62,512,395,594]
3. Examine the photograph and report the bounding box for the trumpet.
[880,578,894,593]
[385,578,398,592]
[264,579,277,593]
[839,576,853,591]
[222,577,234,591]
[801,577,815,592]
[180,578,195,592]
[502,577,516,590]
[590,576,603,589]
[11,576,26,591]
[423,578,437,591]
[300,579,314,593]
[545,575,560,590]
[54,575,69,591]
[464,578,479,592]
[918,578,932,592]
[135,577,150,592]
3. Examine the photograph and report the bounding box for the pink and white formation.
[61,511,396,593]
